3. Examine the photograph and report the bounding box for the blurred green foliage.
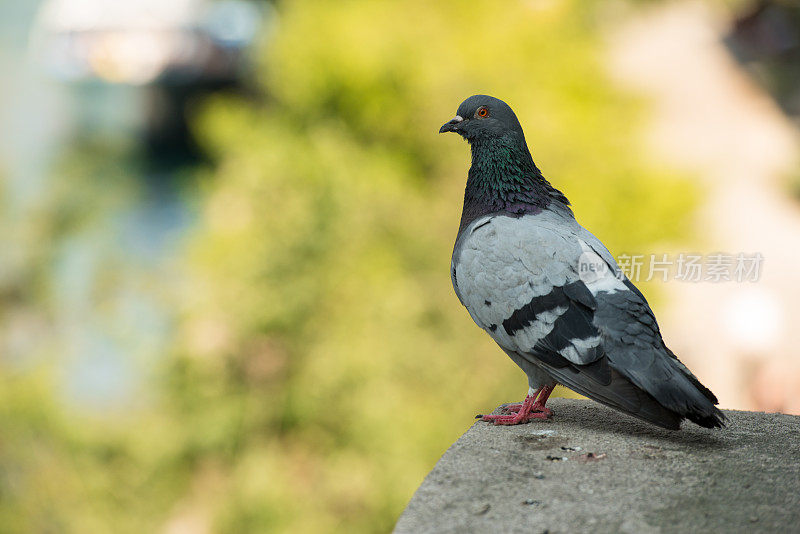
[0,1,697,533]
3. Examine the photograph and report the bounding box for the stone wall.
[395,398,800,534]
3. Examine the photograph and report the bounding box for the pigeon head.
[441,95,572,232]
[439,95,525,142]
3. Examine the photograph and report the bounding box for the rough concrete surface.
[394,399,800,534]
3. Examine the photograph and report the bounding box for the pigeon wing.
[577,224,722,418]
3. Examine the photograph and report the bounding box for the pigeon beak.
[439,115,464,133]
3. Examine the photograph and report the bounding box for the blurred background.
[0,0,798,532]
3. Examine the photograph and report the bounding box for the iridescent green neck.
[459,134,569,232]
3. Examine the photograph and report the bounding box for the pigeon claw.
[481,410,550,425]
[501,402,553,418]
[480,385,555,426]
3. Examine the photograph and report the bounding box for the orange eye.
[477,106,489,118]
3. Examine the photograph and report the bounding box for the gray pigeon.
[441,95,724,429]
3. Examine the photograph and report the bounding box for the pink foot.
[480,385,555,425]
[481,408,550,425]
[501,402,552,418]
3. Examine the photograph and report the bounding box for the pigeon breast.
[452,210,609,366]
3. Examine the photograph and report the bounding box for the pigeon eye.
[476,106,489,118]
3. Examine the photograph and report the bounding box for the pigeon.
[440,95,725,429]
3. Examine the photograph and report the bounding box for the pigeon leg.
[531,385,554,417]
[480,385,554,425]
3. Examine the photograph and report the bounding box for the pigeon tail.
[610,344,727,429]
[646,371,726,429]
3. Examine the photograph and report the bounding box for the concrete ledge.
[394,398,800,534]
